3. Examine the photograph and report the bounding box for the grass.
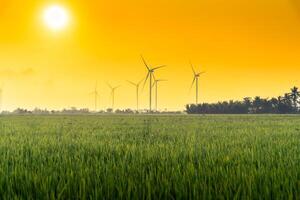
[0,115,299,199]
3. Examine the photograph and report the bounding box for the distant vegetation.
[187,86,300,114]
[1,107,182,115]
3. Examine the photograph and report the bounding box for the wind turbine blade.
[190,61,196,75]
[199,71,206,75]
[107,83,113,90]
[141,55,150,71]
[114,85,121,90]
[152,65,166,71]
[190,77,196,91]
[138,78,144,86]
[142,73,150,90]
[127,80,137,86]
[152,81,156,88]
[157,79,167,82]
[152,73,156,82]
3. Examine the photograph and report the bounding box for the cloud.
[0,68,35,78]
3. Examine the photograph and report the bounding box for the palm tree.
[283,93,292,103]
[253,96,263,113]
[243,97,252,113]
[270,97,279,113]
[289,87,300,110]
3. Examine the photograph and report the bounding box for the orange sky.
[0,0,300,111]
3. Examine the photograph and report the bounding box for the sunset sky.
[1,0,300,111]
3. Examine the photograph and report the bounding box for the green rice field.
[0,115,299,199]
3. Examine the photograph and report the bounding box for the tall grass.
[0,115,299,199]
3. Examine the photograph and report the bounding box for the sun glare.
[43,5,69,30]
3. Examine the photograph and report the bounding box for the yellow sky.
[1,0,300,111]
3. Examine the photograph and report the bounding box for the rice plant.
[0,115,299,199]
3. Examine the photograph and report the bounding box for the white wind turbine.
[141,56,166,112]
[107,83,120,110]
[90,81,100,112]
[127,79,143,111]
[190,62,205,104]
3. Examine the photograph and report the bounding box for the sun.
[43,5,69,30]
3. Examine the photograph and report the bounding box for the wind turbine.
[190,62,205,104]
[141,55,166,112]
[127,79,143,111]
[90,81,99,112]
[107,83,120,110]
[152,78,167,111]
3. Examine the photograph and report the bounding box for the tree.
[252,96,263,114]
[290,87,300,111]
[106,108,113,113]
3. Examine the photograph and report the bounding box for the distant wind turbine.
[152,78,167,111]
[107,83,120,110]
[141,55,166,112]
[190,62,205,104]
[127,79,143,111]
[90,81,99,112]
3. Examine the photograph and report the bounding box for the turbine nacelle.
[195,71,205,78]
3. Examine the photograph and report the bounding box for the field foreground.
[0,115,300,199]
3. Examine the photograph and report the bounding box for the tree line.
[2,107,182,115]
[186,87,300,114]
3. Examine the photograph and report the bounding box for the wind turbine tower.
[108,83,120,110]
[127,79,143,111]
[153,78,167,111]
[91,82,99,112]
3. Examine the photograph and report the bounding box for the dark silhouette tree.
[290,87,300,111]
[252,96,263,114]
